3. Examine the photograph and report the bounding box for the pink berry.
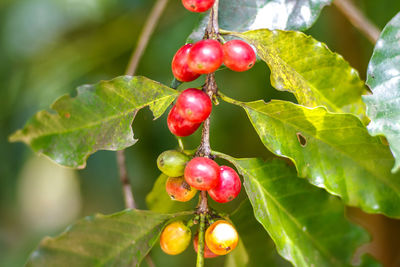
[172,44,201,82]
[223,40,256,72]
[182,0,215,13]
[184,157,220,190]
[208,166,241,203]
[175,88,212,123]
[188,39,223,74]
[167,105,201,137]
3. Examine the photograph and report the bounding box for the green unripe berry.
[157,150,190,177]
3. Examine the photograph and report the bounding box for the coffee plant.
[9,0,400,266]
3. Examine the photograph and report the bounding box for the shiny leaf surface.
[221,95,400,217]
[188,0,332,42]
[26,209,191,267]
[9,76,178,168]
[219,156,375,267]
[364,12,400,172]
[236,29,367,120]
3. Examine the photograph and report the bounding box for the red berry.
[184,157,219,190]
[172,44,201,82]
[167,105,201,137]
[223,40,256,72]
[193,233,218,258]
[182,0,215,13]
[208,166,241,203]
[175,88,212,123]
[166,176,197,202]
[188,39,223,74]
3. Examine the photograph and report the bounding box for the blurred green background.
[1,0,400,266]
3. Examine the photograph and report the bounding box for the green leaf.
[221,95,400,218]
[146,174,196,213]
[217,156,376,267]
[364,12,400,173]
[235,29,367,121]
[188,0,332,42]
[226,200,291,267]
[26,209,192,267]
[9,76,178,169]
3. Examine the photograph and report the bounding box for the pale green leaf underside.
[222,96,400,217]
[26,210,189,267]
[236,29,367,121]
[146,174,196,213]
[364,12,400,173]
[188,0,332,42]
[219,156,375,267]
[9,76,178,169]
[225,200,291,267]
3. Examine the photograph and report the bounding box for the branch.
[333,0,380,44]
[125,0,169,76]
[195,2,219,267]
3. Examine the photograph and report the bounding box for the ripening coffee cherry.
[193,233,218,258]
[175,88,212,123]
[223,40,256,72]
[205,220,238,255]
[168,105,201,137]
[157,150,190,177]
[208,166,241,203]
[182,0,215,13]
[184,157,220,190]
[166,176,198,202]
[188,39,223,74]
[172,44,201,82]
[160,221,192,255]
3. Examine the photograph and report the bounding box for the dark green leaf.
[26,209,191,267]
[236,29,367,121]
[9,76,178,169]
[364,12,400,173]
[225,200,291,267]
[188,0,332,42]
[218,156,376,267]
[146,174,196,213]
[221,95,400,218]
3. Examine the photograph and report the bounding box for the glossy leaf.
[188,0,332,42]
[9,76,178,169]
[146,174,196,213]
[235,29,367,120]
[218,156,375,267]
[226,200,291,267]
[26,209,191,267]
[221,95,400,218]
[364,12,400,173]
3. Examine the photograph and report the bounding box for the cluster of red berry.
[157,151,241,204]
[158,0,257,259]
[157,151,241,257]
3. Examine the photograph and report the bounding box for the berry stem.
[196,200,207,267]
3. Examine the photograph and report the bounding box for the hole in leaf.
[296,132,307,147]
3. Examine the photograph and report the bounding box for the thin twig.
[333,0,380,44]
[117,150,137,209]
[117,1,169,267]
[125,0,169,76]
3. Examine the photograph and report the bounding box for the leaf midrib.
[20,94,175,141]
